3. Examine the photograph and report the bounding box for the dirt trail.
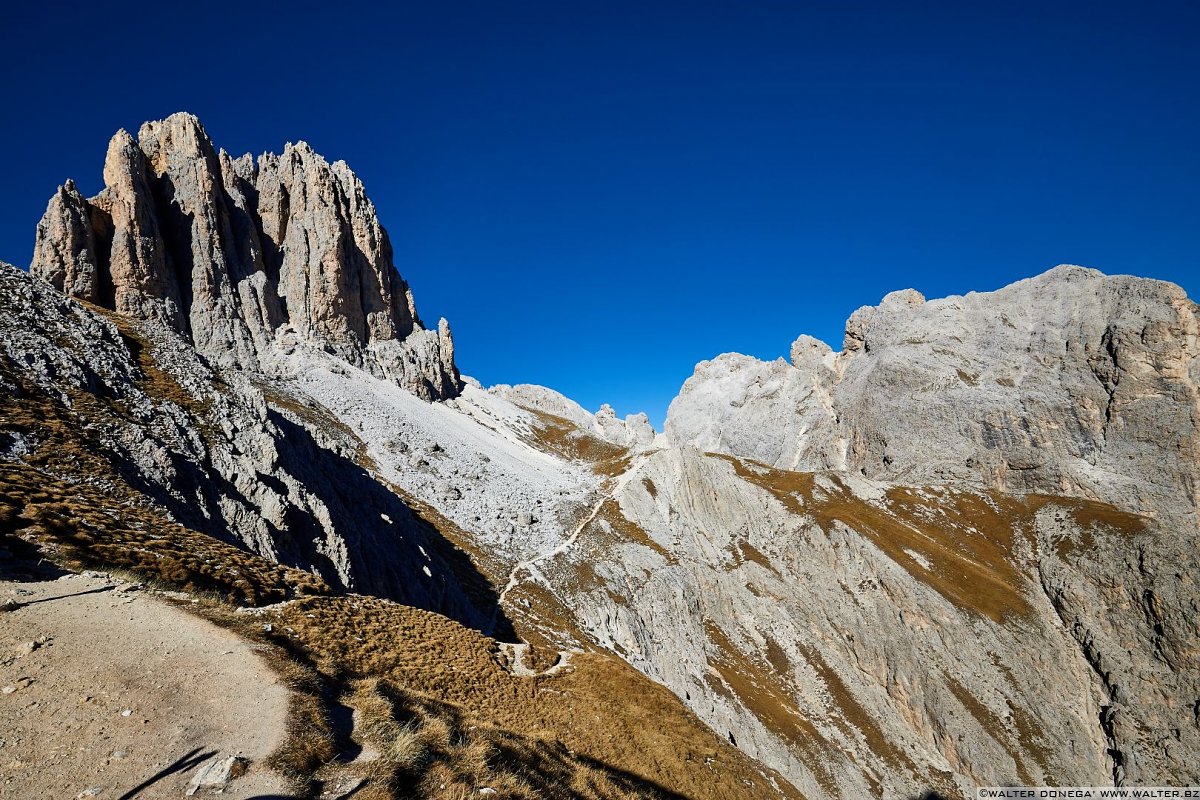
[0,572,292,799]
[496,642,579,677]
[496,452,652,608]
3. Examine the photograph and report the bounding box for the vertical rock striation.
[657,266,1200,789]
[32,113,460,400]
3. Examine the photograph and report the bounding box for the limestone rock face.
[667,266,1200,524]
[31,113,459,401]
[0,263,492,630]
[559,445,1199,795]
[593,403,656,449]
[18,120,1200,799]
[97,128,186,331]
[663,352,842,470]
[642,266,1200,792]
[31,180,103,304]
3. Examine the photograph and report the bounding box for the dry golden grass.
[261,650,339,793]
[501,577,593,654]
[264,595,800,799]
[0,461,329,605]
[726,538,777,575]
[594,499,675,563]
[876,485,1035,622]
[763,636,791,678]
[943,674,1037,784]
[798,645,914,776]
[708,454,814,516]
[555,499,675,604]
[76,300,216,417]
[520,408,633,477]
[710,452,1148,624]
[519,643,563,674]
[714,452,1030,621]
[1025,493,1147,558]
[702,620,838,796]
[956,369,980,387]
[0,343,329,605]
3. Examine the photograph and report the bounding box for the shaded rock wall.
[0,262,498,633]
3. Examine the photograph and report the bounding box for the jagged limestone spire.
[32,112,461,401]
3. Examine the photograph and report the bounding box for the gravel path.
[496,642,579,677]
[495,451,653,608]
[0,572,292,799]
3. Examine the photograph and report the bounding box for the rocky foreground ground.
[0,569,289,798]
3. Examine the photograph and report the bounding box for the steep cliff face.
[666,266,1200,526]
[579,266,1195,793]
[0,262,495,631]
[32,113,460,400]
[553,447,1198,795]
[280,269,1192,797]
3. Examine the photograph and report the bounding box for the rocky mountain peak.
[667,265,1200,524]
[32,112,460,400]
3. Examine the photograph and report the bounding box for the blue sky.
[3,1,1197,427]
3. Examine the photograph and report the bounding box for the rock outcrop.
[545,443,1197,796]
[32,113,460,401]
[667,266,1200,525]
[489,383,658,450]
[0,262,495,631]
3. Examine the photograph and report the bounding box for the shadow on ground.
[115,747,216,800]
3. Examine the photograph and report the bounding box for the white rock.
[185,755,248,795]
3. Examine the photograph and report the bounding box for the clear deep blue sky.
[3,1,1197,426]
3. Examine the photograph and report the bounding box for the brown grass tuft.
[942,673,1037,784]
[702,620,840,795]
[594,499,675,563]
[712,453,1034,622]
[81,301,213,416]
[0,463,329,605]
[520,408,633,477]
[264,595,802,799]
[799,644,915,774]
[710,452,1150,624]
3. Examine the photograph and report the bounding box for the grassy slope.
[0,317,800,799]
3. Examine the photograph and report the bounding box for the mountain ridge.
[667,263,1199,525]
[3,113,1198,799]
